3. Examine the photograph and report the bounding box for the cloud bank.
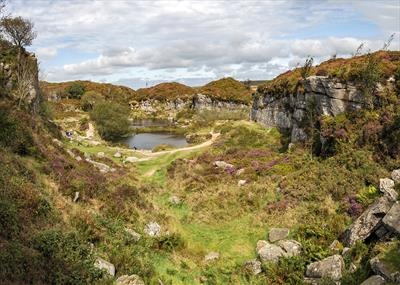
[8,0,400,88]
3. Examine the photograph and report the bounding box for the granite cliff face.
[133,94,249,119]
[251,76,364,142]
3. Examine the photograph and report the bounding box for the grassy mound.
[41,80,138,103]
[136,82,196,101]
[199,77,252,104]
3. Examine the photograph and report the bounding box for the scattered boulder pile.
[341,171,400,247]
[249,228,302,275]
[250,169,399,284]
[304,169,400,284]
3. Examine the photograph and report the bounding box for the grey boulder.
[144,222,161,237]
[94,257,115,276]
[379,178,398,201]
[306,255,344,281]
[382,202,400,234]
[360,275,386,285]
[277,239,302,257]
[269,228,290,242]
[257,242,285,262]
[391,169,400,184]
[116,274,145,285]
[341,196,394,247]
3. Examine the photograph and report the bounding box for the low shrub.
[90,101,132,141]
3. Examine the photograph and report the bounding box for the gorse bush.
[90,101,132,141]
[0,106,35,155]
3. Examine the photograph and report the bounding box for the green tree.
[90,101,131,141]
[67,82,85,99]
[80,90,103,111]
[0,16,36,49]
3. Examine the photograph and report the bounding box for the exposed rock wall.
[133,94,249,119]
[193,94,249,110]
[0,53,40,113]
[251,76,364,142]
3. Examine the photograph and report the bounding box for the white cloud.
[7,0,400,86]
[35,47,57,60]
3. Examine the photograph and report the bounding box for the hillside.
[41,80,138,102]
[199,77,252,104]
[136,82,196,101]
[2,34,400,285]
[257,51,400,96]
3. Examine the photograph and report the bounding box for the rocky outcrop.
[382,202,400,234]
[370,256,400,283]
[0,53,40,113]
[251,76,364,142]
[193,94,248,110]
[340,196,394,247]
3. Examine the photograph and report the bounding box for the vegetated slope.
[199,77,253,103]
[3,44,400,285]
[41,80,138,102]
[136,82,196,101]
[258,51,400,95]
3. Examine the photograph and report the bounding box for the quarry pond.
[123,132,188,150]
[123,119,188,150]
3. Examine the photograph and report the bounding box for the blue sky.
[6,0,400,88]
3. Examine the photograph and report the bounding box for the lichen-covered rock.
[144,222,161,237]
[269,228,289,242]
[244,259,262,275]
[213,160,234,170]
[379,178,398,201]
[204,252,219,262]
[124,228,141,242]
[116,274,145,285]
[251,76,365,142]
[391,169,400,184]
[257,242,285,262]
[256,240,269,252]
[382,202,400,235]
[359,275,386,285]
[306,255,344,281]
[94,257,115,276]
[370,256,400,283]
[341,196,394,247]
[277,239,302,257]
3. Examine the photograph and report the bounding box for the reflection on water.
[123,132,187,150]
[132,119,172,128]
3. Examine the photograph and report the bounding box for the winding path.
[134,132,220,162]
